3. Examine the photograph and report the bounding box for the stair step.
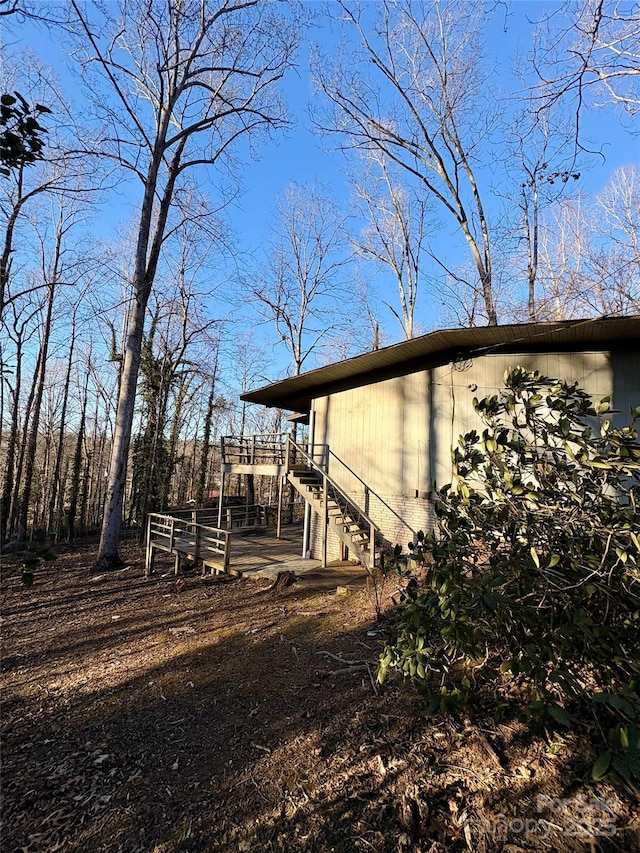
[289,465,381,556]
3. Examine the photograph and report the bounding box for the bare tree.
[248,182,353,376]
[131,278,221,526]
[195,370,219,508]
[0,297,41,543]
[497,100,583,322]
[315,0,499,325]
[0,56,101,317]
[45,283,89,538]
[352,150,429,339]
[534,0,640,142]
[67,0,301,568]
[536,166,640,318]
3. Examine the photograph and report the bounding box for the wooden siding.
[429,350,618,490]
[307,349,640,559]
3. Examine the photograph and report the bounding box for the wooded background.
[1,0,638,555]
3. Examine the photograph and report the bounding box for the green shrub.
[379,367,640,735]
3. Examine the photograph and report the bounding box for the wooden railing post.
[217,471,225,528]
[370,521,375,570]
[276,475,283,539]
[223,532,230,572]
[145,514,153,577]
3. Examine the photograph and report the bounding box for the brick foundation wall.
[306,494,436,563]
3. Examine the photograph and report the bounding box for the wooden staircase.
[288,460,382,570]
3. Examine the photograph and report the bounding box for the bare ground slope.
[1,542,638,852]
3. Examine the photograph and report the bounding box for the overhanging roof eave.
[240,316,640,411]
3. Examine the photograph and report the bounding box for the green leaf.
[612,755,631,782]
[530,546,540,569]
[548,554,561,568]
[548,704,571,727]
[592,750,612,781]
[483,592,498,610]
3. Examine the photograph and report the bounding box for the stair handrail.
[287,436,380,571]
[288,437,379,569]
[326,448,415,538]
[288,437,378,530]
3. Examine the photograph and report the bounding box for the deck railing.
[168,505,270,529]
[145,513,230,576]
[220,434,326,471]
[221,433,288,465]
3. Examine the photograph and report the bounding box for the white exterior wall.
[306,349,640,561]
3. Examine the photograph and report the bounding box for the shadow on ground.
[2,543,638,853]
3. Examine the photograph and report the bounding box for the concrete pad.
[241,557,369,592]
[228,526,369,592]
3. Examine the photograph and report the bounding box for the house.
[221,316,640,569]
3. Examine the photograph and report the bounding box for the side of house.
[239,318,640,566]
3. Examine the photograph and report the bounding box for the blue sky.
[227,3,636,240]
[5,1,639,373]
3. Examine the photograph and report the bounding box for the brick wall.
[306,493,436,563]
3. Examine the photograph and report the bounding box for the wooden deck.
[144,513,309,578]
[145,518,370,593]
[229,526,307,575]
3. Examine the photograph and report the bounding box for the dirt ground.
[1,539,639,853]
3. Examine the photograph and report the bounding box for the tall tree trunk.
[196,377,216,506]
[161,371,191,509]
[79,452,91,537]
[67,374,89,543]
[0,342,22,544]
[99,293,147,564]
[16,282,55,541]
[97,146,184,568]
[47,310,77,538]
